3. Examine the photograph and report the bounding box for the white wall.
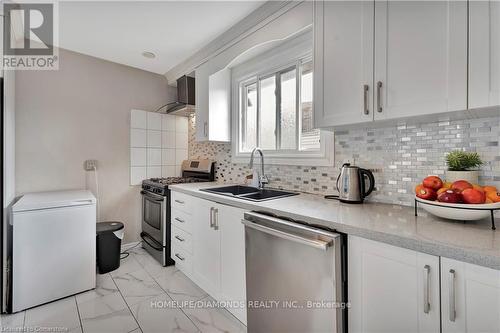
[15,48,176,242]
[2,14,16,209]
[3,68,15,208]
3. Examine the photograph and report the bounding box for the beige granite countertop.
[169,182,500,270]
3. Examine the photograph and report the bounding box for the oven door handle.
[141,190,165,202]
[140,232,163,251]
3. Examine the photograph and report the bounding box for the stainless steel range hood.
[166,75,195,116]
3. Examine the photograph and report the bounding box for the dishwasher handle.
[242,219,334,251]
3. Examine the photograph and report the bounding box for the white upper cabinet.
[441,258,500,333]
[195,63,231,142]
[469,1,500,109]
[313,1,374,127]
[208,69,231,142]
[374,0,467,120]
[314,0,468,127]
[349,236,441,333]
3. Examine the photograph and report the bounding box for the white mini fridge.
[10,190,96,312]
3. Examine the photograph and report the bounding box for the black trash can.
[96,221,124,274]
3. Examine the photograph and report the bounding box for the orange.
[415,184,424,195]
[472,184,485,193]
[486,191,500,203]
[443,182,452,189]
[485,198,494,204]
[483,186,498,193]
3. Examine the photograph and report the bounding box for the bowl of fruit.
[415,176,500,221]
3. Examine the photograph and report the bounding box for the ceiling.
[57,1,263,75]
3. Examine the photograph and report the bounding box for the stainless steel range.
[140,159,214,266]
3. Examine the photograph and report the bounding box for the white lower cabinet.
[192,198,221,297]
[349,236,441,333]
[218,204,247,324]
[171,193,247,324]
[441,258,500,333]
[349,236,500,333]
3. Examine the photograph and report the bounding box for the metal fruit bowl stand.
[415,196,500,230]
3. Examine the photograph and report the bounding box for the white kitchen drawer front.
[171,191,192,214]
[171,208,192,234]
[171,224,193,254]
[172,244,192,276]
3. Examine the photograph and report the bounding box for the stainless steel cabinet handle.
[174,199,185,204]
[213,208,219,230]
[175,253,185,261]
[174,217,185,223]
[204,122,208,137]
[209,207,214,228]
[449,269,456,322]
[363,84,369,115]
[376,81,383,113]
[242,219,333,251]
[174,235,185,242]
[423,265,430,314]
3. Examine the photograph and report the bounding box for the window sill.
[231,132,334,167]
[231,154,334,167]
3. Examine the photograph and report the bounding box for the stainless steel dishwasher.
[243,211,346,333]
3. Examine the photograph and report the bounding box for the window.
[239,58,320,154]
[232,30,334,166]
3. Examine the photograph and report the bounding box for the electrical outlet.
[84,160,98,171]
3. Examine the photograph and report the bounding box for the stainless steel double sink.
[200,185,298,202]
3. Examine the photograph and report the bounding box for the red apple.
[451,180,473,193]
[462,188,486,204]
[422,176,444,191]
[416,187,437,201]
[437,190,463,204]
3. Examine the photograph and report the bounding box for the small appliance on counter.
[140,159,215,266]
[336,163,375,203]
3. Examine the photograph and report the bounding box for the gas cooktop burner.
[149,177,205,185]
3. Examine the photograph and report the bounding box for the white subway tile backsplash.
[175,117,188,133]
[147,166,162,178]
[175,132,188,149]
[162,149,176,166]
[175,149,188,165]
[130,129,147,147]
[129,110,190,185]
[162,114,176,131]
[162,166,177,177]
[130,167,146,185]
[131,109,147,129]
[162,131,175,149]
[147,148,162,166]
[130,148,147,166]
[147,130,162,148]
[147,112,162,130]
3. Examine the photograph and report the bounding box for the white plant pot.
[445,170,479,184]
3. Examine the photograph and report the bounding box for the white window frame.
[230,31,334,166]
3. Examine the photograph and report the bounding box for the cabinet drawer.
[171,192,192,214]
[171,224,193,254]
[171,208,192,234]
[171,244,192,276]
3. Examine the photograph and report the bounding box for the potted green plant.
[445,150,483,184]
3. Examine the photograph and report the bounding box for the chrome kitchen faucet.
[249,147,269,189]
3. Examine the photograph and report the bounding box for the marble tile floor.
[0,247,247,333]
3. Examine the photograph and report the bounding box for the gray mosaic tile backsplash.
[188,115,500,206]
